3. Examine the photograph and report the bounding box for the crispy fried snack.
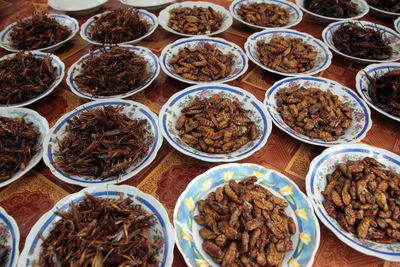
[89,8,148,44]
[323,157,400,243]
[304,0,360,18]
[367,0,400,13]
[169,43,235,81]
[74,46,147,96]
[196,176,296,266]
[168,6,224,35]
[276,86,353,141]
[256,37,317,73]
[10,12,71,50]
[176,94,257,154]
[38,193,157,266]
[237,3,289,27]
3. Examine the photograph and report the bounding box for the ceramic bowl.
[48,0,108,16]
[80,9,158,46]
[264,76,372,147]
[368,4,400,19]
[322,20,400,64]
[18,184,175,266]
[43,99,163,187]
[306,143,400,262]
[120,0,176,10]
[0,207,20,267]
[159,83,272,162]
[174,163,320,267]
[245,29,332,76]
[67,45,160,100]
[395,16,400,34]
[159,36,248,84]
[230,0,303,30]
[0,14,79,53]
[158,1,233,37]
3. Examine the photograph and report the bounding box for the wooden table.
[1,0,400,266]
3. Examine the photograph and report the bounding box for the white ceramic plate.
[121,0,176,10]
[158,1,233,37]
[0,51,65,108]
[159,36,248,84]
[159,83,272,162]
[18,184,175,267]
[322,20,400,64]
[368,4,400,19]
[264,76,372,147]
[43,99,163,187]
[0,108,49,188]
[0,14,79,53]
[306,143,400,262]
[230,0,303,30]
[174,163,320,267]
[295,0,369,24]
[0,207,20,267]
[355,62,400,122]
[245,29,332,77]
[48,0,108,15]
[80,9,158,46]
[395,17,400,34]
[67,45,160,100]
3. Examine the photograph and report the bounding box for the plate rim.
[48,0,108,12]
[0,207,20,267]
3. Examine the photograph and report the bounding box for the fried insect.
[196,176,295,266]
[55,106,149,180]
[9,12,71,50]
[89,8,148,44]
[0,52,56,105]
[237,3,289,27]
[169,43,235,81]
[74,46,147,96]
[256,37,317,73]
[176,94,257,154]
[38,193,157,266]
[367,0,400,13]
[0,240,10,266]
[0,116,40,182]
[276,86,354,141]
[304,0,360,18]
[366,69,400,118]
[168,6,224,35]
[332,22,393,60]
[323,157,400,243]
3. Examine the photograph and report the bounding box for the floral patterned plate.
[0,108,49,188]
[18,185,175,267]
[264,76,372,147]
[322,20,400,64]
[43,99,163,187]
[174,163,320,267]
[158,1,233,37]
[159,37,248,84]
[229,0,303,31]
[159,83,272,162]
[355,62,400,122]
[245,29,332,77]
[67,45,160,100]
[305,144,400,262]
[0,207,20,267]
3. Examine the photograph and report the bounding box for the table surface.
[1,0,400,266]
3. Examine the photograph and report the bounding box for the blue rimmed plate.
[229,0,303,30]
[245,29,332,77]
[67,45,160,100]
[159,83,272,162]
[18,184,175,267]
[0,207,20,267]
[0,14,79,53]
[305,144,400,262]
[395,17,400,34]
[80,9,158,45]
[174,163,320,267]
[355,62,400,122]
[322,20,400,64]
[42,99,163,187]
[159,37,248,84]
[264,76,372,147]
[0,108,49,188]
[0,51,65,108]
